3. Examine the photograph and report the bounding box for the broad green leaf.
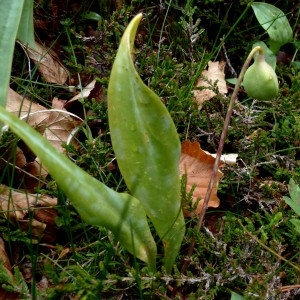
[17,0,35,49]
[251,3,293,53]
[230,291,245,300]
[0,106,157,272]
[252,41,277,70]
[0,0,25,107]
[107,14,185,273]
[283,179,300,216]
[290,219,300,234]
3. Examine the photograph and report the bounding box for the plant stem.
[181,46,264,274]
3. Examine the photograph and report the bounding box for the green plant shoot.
[107,13,185,273]
[228,3,291,93]
[0,0,35,107]
[238,3,295,100]
[0,107,157,271]
[283,179,300,234]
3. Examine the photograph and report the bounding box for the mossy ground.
[1,0,300,299]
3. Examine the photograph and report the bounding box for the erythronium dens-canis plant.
[0,13,185,274]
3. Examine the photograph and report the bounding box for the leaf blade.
[251,2,293,53]
[17,0,35,49]
[0,106,157,271]
[283,179,300,216]
[0,0,25,107]
[107,14,185,273]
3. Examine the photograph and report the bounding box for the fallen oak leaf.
[1,109,82,190]
[179,140,224,217]
[193,61,228,109]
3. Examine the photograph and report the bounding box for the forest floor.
[0,1,300,299]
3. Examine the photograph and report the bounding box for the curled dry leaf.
[179,140,224,217]
[67,79,97,102]
[64,80,105,117]
[193,61,228,109]
[18,41,69,84]
[5,90,82,152]
[0,185,57,243]
[2,103,82,190]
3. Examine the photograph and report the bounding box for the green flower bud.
[243,54,279,100]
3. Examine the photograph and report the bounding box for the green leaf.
[17,0,35,49]
[0,0,35,111]
[290,219,300,234]
[107,14,185,273]
[0,0,25,107]
[230,291,245,300]
[0,106,157,272]
[251,2,293,53]
[283,179,300,216]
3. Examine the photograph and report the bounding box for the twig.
[181,46,264,275]
[221,38,237,77]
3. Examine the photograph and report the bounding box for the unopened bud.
[243,54,279,100]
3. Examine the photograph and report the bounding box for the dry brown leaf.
[15,147,27,168]
[0,185,57,243]
[0,238,20,300]
[179,140,224,217]
[3,89,82,190]
[0,237,13,279]
[0,146,26,170]
[5,107,82,153]
[20,160,49,190]
[52,97,66,110]
[193,61,228,109]
[18,41,69,84]
[6,88,45,118]
[42,110,82,153]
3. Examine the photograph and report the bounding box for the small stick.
[222,40,237,77]
[180,46,264,275]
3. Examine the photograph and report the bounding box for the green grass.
[0,0,300,299]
